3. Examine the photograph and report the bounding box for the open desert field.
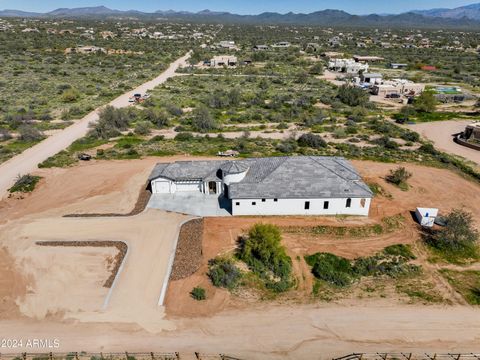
[0,157,479,358]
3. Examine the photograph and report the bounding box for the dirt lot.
[0,157,479,357]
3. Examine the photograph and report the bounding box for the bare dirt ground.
[0,157,480,357]
[407,120,480,166]
[0,52,191,198]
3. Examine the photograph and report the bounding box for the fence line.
[333,354,480,360]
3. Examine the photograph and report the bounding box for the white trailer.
[415,207,438,227]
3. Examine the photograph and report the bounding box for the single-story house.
[353,55,384,63]
[360,73,383,85]
[372,79,424,98]
[389,63,408,69]
[209,55,237,67]
[148,156,373,216]
[253,45,269,51]
[328,59,369,74]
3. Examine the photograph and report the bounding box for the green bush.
[207,257,242,289]
[426,209,479,263]
[190,286,206,301]
[297,133,327,149]
[386,166,412,190]
[336,85,370,107]
[306,244,420,287]
[9,174,41,193]
[238,223,293,292]
[305,252,353,286]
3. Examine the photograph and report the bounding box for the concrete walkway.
[0,51,191,199]
[148,192,232,217]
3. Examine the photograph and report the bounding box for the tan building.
[372,79,424,98]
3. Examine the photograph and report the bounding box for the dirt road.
[1,304,479,358]
[0,52,191,199]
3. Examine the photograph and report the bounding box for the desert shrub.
[276,138,297,153]
[0,128,12,141]
[238,223,293,292]
[306,245,420,287]
[191,106,218,133]
[297,133,327,149]
[9,174,41,193]
[386,167,412,190]
[305,252,353,287]
[134,121,151,136]
[207,257,242,289]
[61,88,80,103]
[414,91,437,113]
[383,244,416,260]
[143,108,169,128]
[18,125,44,142]
[336,85,369,107]
[190,286,206,301]
[174,132,195,141]
[89,106,133,139]
[426,209,479,262]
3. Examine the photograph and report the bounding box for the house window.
[346,198,352,208]
[252,202,256,206]
[304,201,310,210]
[360,198,366,208]
[324,201,329,210]
[236,202,240,206]
[274,199,278,202]
[262,199,266,202]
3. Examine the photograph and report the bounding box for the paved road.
[0,52,191,199]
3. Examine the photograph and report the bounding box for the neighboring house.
[328,58,369,74]
[253,45,269,51]
[372,79,425,98]
[218,40,238,50]
[273,41,291,48]
[389,63,408,69]
[353,55,384,63]
[148,156,373,216]
[209,55,237,67]
[360,73,383,85]
[306,43,321,52]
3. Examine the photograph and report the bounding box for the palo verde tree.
[238,223,293,292]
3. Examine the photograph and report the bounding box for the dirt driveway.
[407,120,480,166]
[0,209,189,332]
[0,52,191,199]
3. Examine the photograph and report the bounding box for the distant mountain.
[413,3,480,20]
[0,9,41,17]
[0,5,479,29]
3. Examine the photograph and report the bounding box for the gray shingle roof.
[149,156,373,199]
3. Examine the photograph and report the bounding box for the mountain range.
[1,4,480,28]
[413,3,480,20]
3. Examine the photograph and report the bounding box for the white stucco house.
[148,156,373,217]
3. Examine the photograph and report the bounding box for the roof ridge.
[308,156,353,182]
[255,156,289,183]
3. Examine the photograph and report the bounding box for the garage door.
[153,181,170,194]
[175,181,202,192]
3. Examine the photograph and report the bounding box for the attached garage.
[152,179,171,194]
[174,181,202,192]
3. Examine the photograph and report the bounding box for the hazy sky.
[0,0,476,14]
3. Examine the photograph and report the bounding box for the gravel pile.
[170,218,203,281]
[36,240,128,288]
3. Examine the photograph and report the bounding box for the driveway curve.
[0,52,191,199]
